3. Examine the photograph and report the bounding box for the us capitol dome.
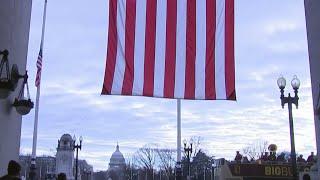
[106,144,126,180]
[109,144,125,169]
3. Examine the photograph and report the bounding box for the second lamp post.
[73,135,83,180]
[183,140,193,179]
[277,75,300,180]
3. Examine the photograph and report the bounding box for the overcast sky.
[20,0,316,171]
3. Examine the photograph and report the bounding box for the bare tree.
[192,150,214,179]
[124,154,138,180]
[189,136,203,158]
[156,148,176,179]
[242,145,257,160]
[134,143,158,179]
[257,140,269,155]
[242,140,268,160]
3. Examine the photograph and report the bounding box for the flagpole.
[30,0,48,179]
[176,99,182,179]
[177,99,181,161]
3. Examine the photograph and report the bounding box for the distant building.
[78,160,94,180]
[106,144,126,180]
[56,134,75,180]
[19,134,93,180]
[19,155,56,180]
[93,171,108,180]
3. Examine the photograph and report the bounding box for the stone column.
[0,0,32,176]
[305,0,320,178]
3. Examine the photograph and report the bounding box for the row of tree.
[123,136,214,180]
[122,138,294,179]
[241,140,296,162]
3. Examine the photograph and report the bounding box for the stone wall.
[0,0,32,175]
[305,0,320,178]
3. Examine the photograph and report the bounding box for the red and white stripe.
[102,0,235,100]
[35,49,43,87]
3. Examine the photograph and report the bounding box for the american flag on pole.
[35,48,43,87]
[102,0,236,100]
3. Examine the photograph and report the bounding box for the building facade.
[19,134,93,180]
[106,144,126,180]
[56,134,75,180]
[78,160,94,180]
[19,155,56,180]
[0,0,32,175]
[305,0,320,178]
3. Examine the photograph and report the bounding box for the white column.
[0,0,32,176]
[305,0,320,178]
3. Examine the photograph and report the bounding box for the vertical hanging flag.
[102,0,236,100]
[35,48,43,87]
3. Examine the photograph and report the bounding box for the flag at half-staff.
[102,0,236,100]
[35,48,43,87]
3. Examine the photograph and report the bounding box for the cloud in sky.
[20,0,316,171]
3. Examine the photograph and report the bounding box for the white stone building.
[18,134,93,180]
[56,134,76,180]
[0,0,32,176]
[106,144,126,180]
[305,1,320,179]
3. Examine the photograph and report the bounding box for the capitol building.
[105,144,126,180]
[92,143,127,180]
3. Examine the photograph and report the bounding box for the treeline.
[124,136,214,180]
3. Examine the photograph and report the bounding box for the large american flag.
[35,48,43,87]
[102,0,235,100]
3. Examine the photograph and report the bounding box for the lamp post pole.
[184,140,193,179]
[211,163,215,180]
[73,136,83,180]
[277,75,300,180]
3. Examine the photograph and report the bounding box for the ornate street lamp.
[183,139,193,179]
[73,135,83,180]
[277,75,300,180]
[13,71,34,115]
